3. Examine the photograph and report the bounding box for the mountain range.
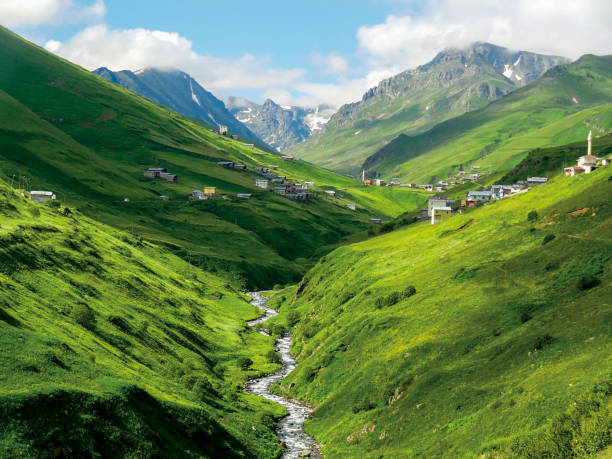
[225,97,334,151]
[93,66,267,146]
[363,54,612,183]
[288,42,569,174]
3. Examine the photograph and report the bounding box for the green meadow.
[264,166,612,457]
[364,55,612,184]
[0,26,424,290]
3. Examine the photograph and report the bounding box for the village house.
[204,187,217,196]
[30,190,56,204]
[431,207,452,225]
[373,179,386,186]
[190,190,206,201]
[237,193,252,199]
[347,203,357,211]
[468,173,480,181]
[271,177,285,184]
[143,167,177,182]
[242,143,255,147]
[464,190,492,206]
[274,183,314,201]
[217,161,235,169]
[363,179,372,186]
[324,190,336,197]
[256,167,270,174]
[234,164,247,170]
[388,178,400,186]
[218,125,228,135]
[304,181,315,187]
[527,177,548,186]
[427,197,457,217]
[159,195,169,201]
[370,218,382,224]
[232,134,238,140]
[255,179,269,189]
[270,165,279,170]
[281,155,295,161]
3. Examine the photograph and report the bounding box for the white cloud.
[357,0,612,71]
[309,52,350,75]
[0,0,106,28]
[45,25,305,91]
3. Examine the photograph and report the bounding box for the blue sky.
[4,0,611,107]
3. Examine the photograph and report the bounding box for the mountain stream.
[245,292,321,459]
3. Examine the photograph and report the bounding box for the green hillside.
[264,165,612,457]
[0,26,425,289]
[363,55,612,184]
[288,43,567,176]
[0,178,289,457]
[501,133,612,184]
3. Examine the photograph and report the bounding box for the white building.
[566,131,599,175]
[218,125,228,135]
[30,191,56,204]
[255,179,269,189]
[347,203,356,211]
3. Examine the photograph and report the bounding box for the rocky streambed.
[245,292,321,459]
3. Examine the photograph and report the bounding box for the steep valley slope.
[289,43,568,175]
[265,165,612,457]
[0,178,286,457]
[0,26,425,290]
[363,54,612,184]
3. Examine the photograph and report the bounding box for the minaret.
[587,130,592,156]
[362,169,365,182]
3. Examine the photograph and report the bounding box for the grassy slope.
[0,178,289,457]
[500,133,612,184]
[364,55,612,183]
[0,26,424,289]
[265,166,612,457]
[287,71,513,176]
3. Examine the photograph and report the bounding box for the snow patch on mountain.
[503,65,513,79]
[513,56,521,66]
[189,80,201,106]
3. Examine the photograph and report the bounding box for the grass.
[263,164,612,457]
[0,26,425,290]
[287,51,522,176]
[363,55,612,184]
[0,178,288,457]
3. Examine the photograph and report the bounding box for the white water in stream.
[245,292,321,459]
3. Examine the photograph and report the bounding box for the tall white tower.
[362,169,365,182]
[587,130,592,156]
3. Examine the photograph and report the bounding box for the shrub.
[192,377,214,401]
[270,323,288,336]
[28,207,40,218]
[237,357,252,370]
[375,287,416,309]
[542,233,556,245]
[527,210,539,222]
[73,304,97,330]
[534,334,554,350]
[266,350,281,364]
[577,274,600,291]
[47,200,61,209]
[287,310,300,327]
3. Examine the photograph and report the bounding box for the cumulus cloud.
[0,0,106,28]
[45,25,305,91]
[309,52,351,75]
[357,0,612,71]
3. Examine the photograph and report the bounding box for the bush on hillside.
[542,233,556,245]
[527,210,539,222]
[577,274,600,291]
[287,310,300,327]
[192,377,214,402]
[375,286,416,309]
[73,304,97,330]
[237,357,252,370]
[266,350,281,364]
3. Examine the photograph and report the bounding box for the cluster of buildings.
[143,167,178,183]
[564,131,611,175]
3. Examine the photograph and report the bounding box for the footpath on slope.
[245,292,321,459]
